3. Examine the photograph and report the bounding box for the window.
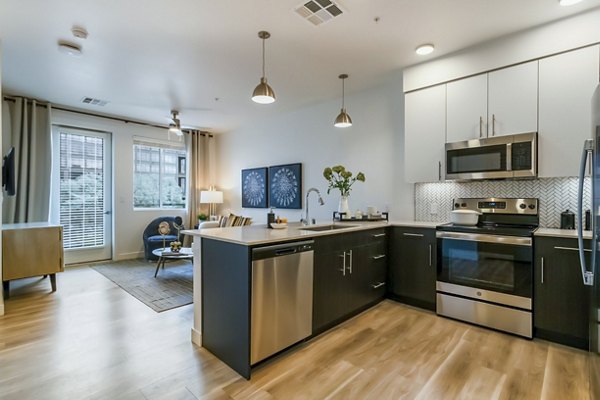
[133,139,186,209]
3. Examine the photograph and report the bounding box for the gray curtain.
[2,97,52,223]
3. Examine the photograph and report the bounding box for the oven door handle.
[436,231,532,246]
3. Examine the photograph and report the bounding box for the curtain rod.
[2,95,214,137]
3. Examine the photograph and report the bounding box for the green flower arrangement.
[323,165,366,197]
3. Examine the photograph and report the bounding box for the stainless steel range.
[436,197,539,338]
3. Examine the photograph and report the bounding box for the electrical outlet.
[430,202,439,215]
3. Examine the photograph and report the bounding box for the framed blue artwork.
[241,167,268,208]
[269,163,302,209]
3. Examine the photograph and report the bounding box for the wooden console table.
[2,222,64,298]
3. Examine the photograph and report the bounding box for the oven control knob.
[461,203,467,207]
[528,204,536,209]
[454,203,460,208]
[476,291,482,297]
[519,204,527,209]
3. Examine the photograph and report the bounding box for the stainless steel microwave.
[445,132,537,180]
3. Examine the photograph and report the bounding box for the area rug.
[91,258,193,312]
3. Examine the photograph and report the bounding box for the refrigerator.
[579,83,600,398]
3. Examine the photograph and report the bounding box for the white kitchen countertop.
[534,228,592,240]
[182,220,439,246]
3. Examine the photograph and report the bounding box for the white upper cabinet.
[538,46,600,178]
[405,85,446,183]
[446,74,488,142]
[488,61,539,136]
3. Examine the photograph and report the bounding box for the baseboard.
[115,251,145,261]
[191,327,202,347]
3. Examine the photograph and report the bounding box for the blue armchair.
[143,216,184,261]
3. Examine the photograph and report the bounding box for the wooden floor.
[0,266,590,400]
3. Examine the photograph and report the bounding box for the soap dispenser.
[267,208,275,228]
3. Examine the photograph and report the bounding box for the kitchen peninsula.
[183,220,436,378]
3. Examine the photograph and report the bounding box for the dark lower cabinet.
[313,228,388,333]
[534,236,590,350]
[388,227,437,311]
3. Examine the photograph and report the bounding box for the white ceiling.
[1,0,599,132]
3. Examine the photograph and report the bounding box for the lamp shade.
[334,109,353,128]
[252,78,276,104]
[200,190,223,204]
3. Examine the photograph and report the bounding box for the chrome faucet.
[302,188,325,226]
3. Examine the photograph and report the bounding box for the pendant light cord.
[262,37,266,79]
[342,78,345,109]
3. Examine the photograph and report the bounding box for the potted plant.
[198,213,208,226]
[323,165,365,215]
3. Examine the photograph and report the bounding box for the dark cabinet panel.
[313,228,387,333]
[389,227,436,311]
[534,236,590,349]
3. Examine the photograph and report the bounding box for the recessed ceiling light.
[415,44,435,55]
[58,41,82,56]
[559,0,583,5]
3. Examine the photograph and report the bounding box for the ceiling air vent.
[295,0,343,26]
[81,97,108,107]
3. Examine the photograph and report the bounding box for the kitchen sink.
[300,224,358,232]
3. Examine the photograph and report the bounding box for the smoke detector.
[72,26,88,39]
[295,0,344,26]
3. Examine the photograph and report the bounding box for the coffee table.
[152,247,193,277]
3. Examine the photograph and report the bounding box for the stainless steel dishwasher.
[251,240,314,365]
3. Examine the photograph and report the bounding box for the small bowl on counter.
[270,223,288,229]
[450,209,481,226]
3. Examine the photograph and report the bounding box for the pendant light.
[252,31,276,104]
[168,110,183,136]
[334,74,352,128]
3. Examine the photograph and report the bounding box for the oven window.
[438,238,532,298]
[447,144,506,174]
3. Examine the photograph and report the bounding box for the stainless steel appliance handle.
[428,244,432,267]
[371,282,386,289]
[577,139,595,286]
[436,231,532,246]
[438,161,442,181]
[403,233,424,237]
[541,256,544,284]
[339,252,346,276]
[492,114,496,136]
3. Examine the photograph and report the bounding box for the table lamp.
[200,189,224,221]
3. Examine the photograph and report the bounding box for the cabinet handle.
[339,252,346,276]
[372,254,386,260]
[479,116,483,138]
[373,233,386,238]
[438,161,442,181]
[492,114,496,136]
[403,233,424,237]
[554,246,592,253]
[371,282,386,289]
[347,250,353,274]
[541,256,544,284]
[429,244,432,267]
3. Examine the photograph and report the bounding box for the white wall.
[51,110,187,260]
[404,8,600,92]
[216,71,414,224]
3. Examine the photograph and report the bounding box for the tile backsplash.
[415,177,591,228]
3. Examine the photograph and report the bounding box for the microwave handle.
[506,143,512,171]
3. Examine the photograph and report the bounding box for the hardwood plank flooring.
[0,266,590,399]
